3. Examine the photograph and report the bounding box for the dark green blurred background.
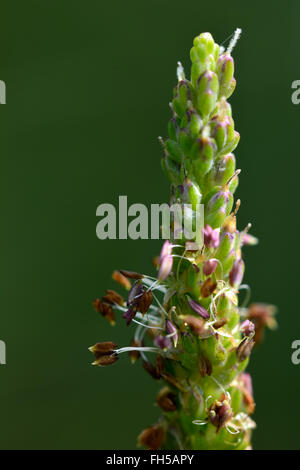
[0,0,299,450]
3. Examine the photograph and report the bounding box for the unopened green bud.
[188,110,203,137]
[191,137,216,177]
[173,80,193,118]
[215,232,235,261]
[206,153,236,187]
[161,155,181,185]
[179,129,193,154]
[217,54,235,98]
[204,186,233,228]
[196,71,219,117]
[224,130,240,154]
[177,179,202,211]
[165,139,183,164]
[168,117,179,141]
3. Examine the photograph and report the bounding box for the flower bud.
[206,153,236,187]
[154,335,171,350]
[196,71,219,117]
[215,232,235,261]
[158,240,173,281]
[172,80,192,118]
[168,117,179,141]
[203,258,218,276]
[203,224,220,249]
[164,138,183,164]
[177,179,202,211]
[166,319,178,347]
[204,186,234,229]
[191,137,216,176]
[161,154,181,185]
[187,297,210,319]
[229,258,244,288]
[240,319,255,337]
[217,54,235,98]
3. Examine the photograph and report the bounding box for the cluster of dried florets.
[90,30,276,450]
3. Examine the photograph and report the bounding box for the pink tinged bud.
[166,319,178,347]
[240,319,255,336]
[157,240,173,281]
[158,255,173,281]
[240,372,253,397]
[187,297,210,319]
[159,240,172,261]
[203,224,220,249]
[229,258,244,288]
[154,335,172,349]
[203,258,218,276]
[242,233,258,246]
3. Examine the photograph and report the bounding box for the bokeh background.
[0,0,299,450]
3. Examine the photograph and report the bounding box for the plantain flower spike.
[90,28,275,450]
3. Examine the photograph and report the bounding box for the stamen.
[239,284,251,308]
[115,346,160,355]
[210,375,231,400]
[226,423,240,435]
[152,292,168,317]
[132,318,163,330]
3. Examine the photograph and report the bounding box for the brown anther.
[119,270,144,280]
[153,256,160,268]
[198,355,212,377]
[183,315,206,336]
[89,341,117,357]
[155,354,164,376]
[92,354,118,367]
[143,360,161,380]
[236,337,255,362]
[112,270,131,290]
[138,424,165,450]
[212,318,227,329]
[89,341,118,367]
[136,289,153,314]
[102,289,124,306]
[93,299,115,325]
[201,278,217,298]
[160,372,185,391]
[156,387,177,412]
[208,397,233,433]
